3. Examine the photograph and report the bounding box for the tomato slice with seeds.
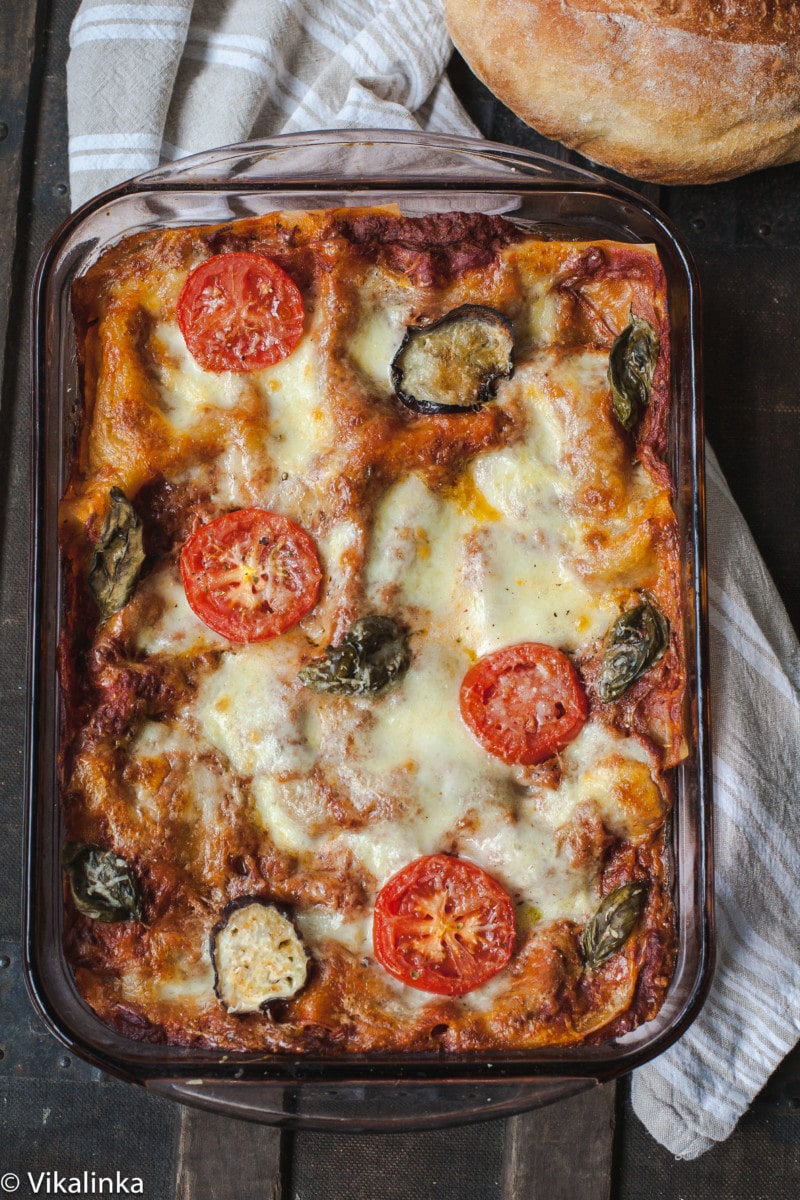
[373,854,515,996]
[460,643,588,766]
[180,509,322,643]
[177,252,305,373]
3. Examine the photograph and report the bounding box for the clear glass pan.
[25,131,714,1130]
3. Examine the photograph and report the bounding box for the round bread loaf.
[443,0,800,183]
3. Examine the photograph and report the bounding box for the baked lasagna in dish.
[59,206,686,1052]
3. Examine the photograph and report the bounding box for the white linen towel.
[66,0,800,1160]
[631,445,800,1158]
[66,0,476,210]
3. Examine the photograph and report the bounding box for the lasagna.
[58,207,685,1053]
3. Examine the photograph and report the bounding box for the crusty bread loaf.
[443,0,800,183]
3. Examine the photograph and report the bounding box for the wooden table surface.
[2,3,799,1197]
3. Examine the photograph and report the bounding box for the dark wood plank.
[615,1075,800,1200]
[290,1118,506,1200]
[501,1084,616,1200]
[0,944,180,1196]
[176,1106,283,1200]
[0,0,39,389]
[0,2,187,1193]
[660,190,800,630]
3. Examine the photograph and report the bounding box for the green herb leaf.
[62,843,144,923]
[298,615,410,696]
[598,595,670,703]
[608,312,659,431]
[582,882,647,969]
[87,487,145,618]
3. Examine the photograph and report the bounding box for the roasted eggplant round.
[391,304,514,414]
[211,899,308,1014]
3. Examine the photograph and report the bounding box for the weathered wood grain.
[176,1106,284,1200]
[501,1083,616,1200]
[0,0,39,391]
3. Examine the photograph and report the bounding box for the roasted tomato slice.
[180,508,322,642]
[460,643,588,765]
[373,854,515,996]
[177,252,304,372]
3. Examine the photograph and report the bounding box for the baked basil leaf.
[598,595,669,703]
[391,304,514,414]
[298,615,410,696]
[582,882,647,969]
[63,843,144,923]
[608,312,659,431]
[88,487,145,618]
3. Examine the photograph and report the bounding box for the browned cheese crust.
[443,0,800,184]
[60,207,682,1053]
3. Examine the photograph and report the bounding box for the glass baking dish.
[24,131,714,1131]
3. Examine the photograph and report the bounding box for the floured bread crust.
[60,207,683,1053]
[443,0,800,183]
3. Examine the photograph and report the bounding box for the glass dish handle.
[147,1075,598,1130]
[133,130,608,190]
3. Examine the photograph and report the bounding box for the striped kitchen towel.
[66,0,800,1159]
[66,0,476,210]
[631,444,800,1158]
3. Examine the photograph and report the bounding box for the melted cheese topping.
[133,565,229,656]
[194,641,319,778]
[254,336,335,478]
[63,216,679,1045]
[349,303,405,395]
[124,417,667,971]
[179,541,663,977]
[365,473,472,621]
[151,322,254,430]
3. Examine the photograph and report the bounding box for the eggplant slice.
[391,304,514,414]
[212,900,308,1014]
